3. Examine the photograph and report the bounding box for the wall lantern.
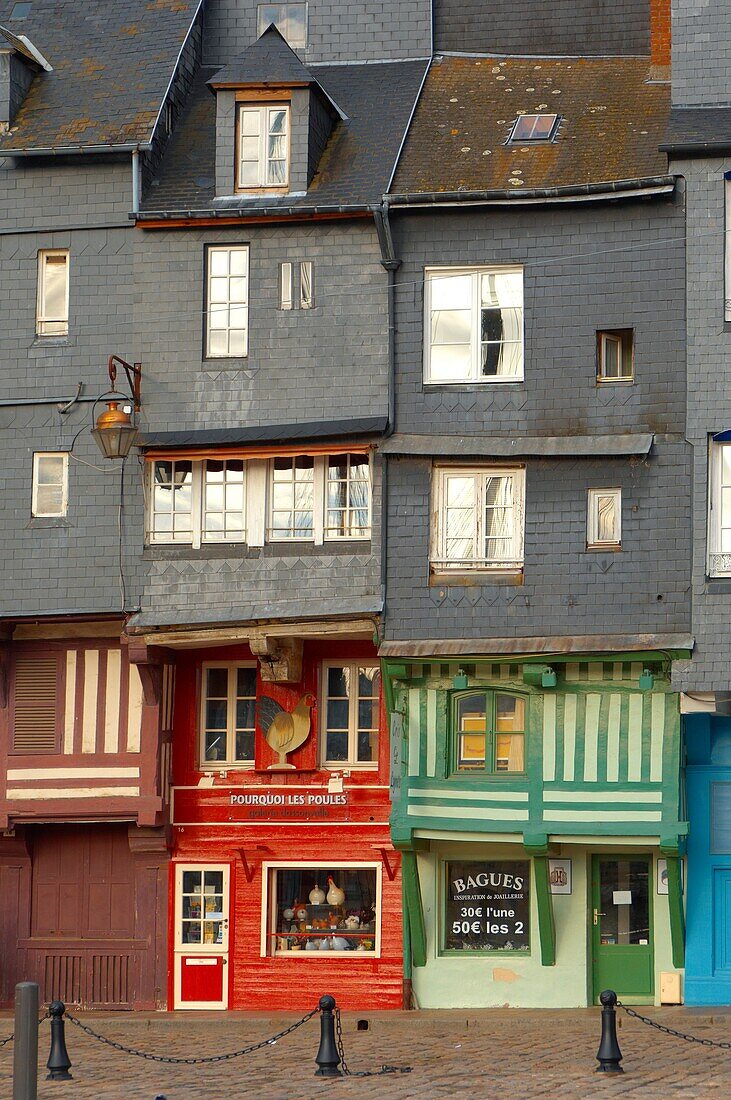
[523,664,557,688]
[452,668,469,690]
[541,666,557,688]
[639,668,655,692]
[91,355,142,460]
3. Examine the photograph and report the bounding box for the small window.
[267,864,380,955]
[237,104,290,191]
[508,113,559,143]
[280,262,293,310]
[257,3,307,48]
[205,246,249,358]
[587,487,622,550]
[300,261,313,308]
[201,664,257,767]
[708,442,731,576]
[432,466,525,573]
[36,250,69,336]
[10,2,32,19]
[597,329,633,382]
[425,267,523,384]
[453,691,526,773]
[268,453,371,542]
[32,452,68,517]
[322,662,380,767]
[149,459,246,547]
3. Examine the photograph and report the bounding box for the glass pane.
[429,343,472,381]
[43,257,67,317]
[204,730,226,761]
[325,731,348,761]
[209,249,229,276]
[456,693,486,770]
[431,273,471,310]
[272,867,377,954]
[327,699,349,730]
[269,109,287,135]
[495,732,524,772]
[596,495,618,542]
[182,870,202,894]
[237,666,256,696]
[182,921,202,944]
[205,699,227,730]
[35,484,63,514]
[327,666,348,696]
[235,729,255,761]
[239,158,260,187]
[229,250,247,276]
[37,455,64,485]
[602,335,621,378]
[240,109,261,136]
[204,871,223,892]
[495,694,525,732]
[268,158,287,185]
[206,668,228,697]
[598,860,650,947]
[431,308,471,345]
[236,698,255,730]
[481,271,522,308]
[359,667,380,698]
[357,730,377,762]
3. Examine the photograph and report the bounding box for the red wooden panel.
[179,956,224,1004]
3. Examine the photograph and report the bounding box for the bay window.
[268,453,371,542]
[432,465,525,573]
[148,458,246,547]
[425,266,523,383]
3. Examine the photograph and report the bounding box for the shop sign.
[171,785,389,825]
[445,860,530,952]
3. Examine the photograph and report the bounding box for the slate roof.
[207,24,313,88]
[661,107,731,153]
[0,0,200,153]
[391,56,671,196]
[139,59,428,214]
[139,415,389,449]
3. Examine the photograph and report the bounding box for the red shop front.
[167,641,403,1011]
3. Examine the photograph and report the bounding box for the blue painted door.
[686,762,731,1004]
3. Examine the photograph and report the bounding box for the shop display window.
[180,868,227,945]
[266,864,380,955]
[444,860,530,953]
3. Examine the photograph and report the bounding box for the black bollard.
[314,994,342,1077]
[595,989,623,1073]
[46,1001,72,1081]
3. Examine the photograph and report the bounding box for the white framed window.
[200,663,257,767]
[587,488,622,550]
[237,104,290,190]
[725,176,731,322]
[31,452,68,517]
[263,862,381,957]
[148,459,246,547]
[300,261,313,308]
[36,250,69,336]
[205,245,249,358]
[425,266,523,384]
[708,441,731,575]
[280,262,293,309]
[321,662,380,767]
[257,3,307,47]
[597,329,634,382]
[432,465,525,573]
[269,453,371,543]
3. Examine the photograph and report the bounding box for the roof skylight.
[10,3,32,19]
[508,114,560,143]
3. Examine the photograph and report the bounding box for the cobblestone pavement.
[2,1005,731,1099]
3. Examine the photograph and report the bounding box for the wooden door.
[173,864,230,1009]
[591,856,653,1003]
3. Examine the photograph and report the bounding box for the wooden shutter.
[13,656,59,752]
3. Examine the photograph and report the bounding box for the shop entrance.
[590,856,653,1004]
[173,864,230,1009]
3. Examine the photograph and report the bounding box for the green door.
[591,856,654,1004]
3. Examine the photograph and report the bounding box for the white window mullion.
[471,271,480,381]
[475,474,485,562]
[191,461,203,549]
[313,456,325,545]
[226,668,236,762]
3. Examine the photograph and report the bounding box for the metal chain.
[618,1002,731,1050]
[0,1010,50,1050]
[64,1006,319,1065]
[334,1007,412,1077]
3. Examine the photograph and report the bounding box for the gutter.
[660,140,731,155]
[386,176,677,208]
[1,141,151,157]
[134,202,373,221]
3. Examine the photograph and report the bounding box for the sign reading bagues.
[445,860,530,952]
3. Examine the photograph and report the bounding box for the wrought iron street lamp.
[91,355,142,460]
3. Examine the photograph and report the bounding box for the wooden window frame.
[235,99,291,194]
[268,454,372,544]
[31,451,68,518]
[147,459,247,548]
[199,662,257,769]
[36,249,69,337]
[587,487,622,551]
[204,244,249,359]
[320,661,380,769]
[450,689,527,776]
[596,329,634,383]
[431,464,525,574]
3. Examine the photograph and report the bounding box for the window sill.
[25,517,71,530]
[704,577,731,593]
[31,336,70,348]
[423,379,524,390]
[585,544,622,553]
[429,570,523,587]
[440,949,530,958]
[596,378,634,386]
[143,540,371,560]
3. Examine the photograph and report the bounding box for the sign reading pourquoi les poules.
[445,861,530,952]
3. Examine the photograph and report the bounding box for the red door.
[174,864,230,1009]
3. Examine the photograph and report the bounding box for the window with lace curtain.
[452,691,526,774]
[424,266,523,383]
[431,465,525,574]
[587,487,622,550]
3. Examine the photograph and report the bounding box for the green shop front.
[384,654,688,1008]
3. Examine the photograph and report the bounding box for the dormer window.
[236,102,290,190]
[507,114,560,143]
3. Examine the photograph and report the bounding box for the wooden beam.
[402,849,426,968]
[665,855,685,968]
[529,851,556,967]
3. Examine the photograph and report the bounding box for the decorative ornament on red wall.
[258,692,315,770]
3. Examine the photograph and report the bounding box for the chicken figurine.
[326,876,345,906]
[258,692,315,770]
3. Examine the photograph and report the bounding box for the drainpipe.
[131,149,141,215]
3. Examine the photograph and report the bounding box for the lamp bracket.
[108,355,141,411]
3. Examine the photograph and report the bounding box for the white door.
[173,864,230,1009]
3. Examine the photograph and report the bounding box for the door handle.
[593,909,606,925]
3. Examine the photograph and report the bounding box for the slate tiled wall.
[671,1,731,107]
[433,0,649,57]
[384,445,691,642]
[203,0,431,66]
[390,202,686,438]
[131,221,388,432]
[668,158,731,691]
